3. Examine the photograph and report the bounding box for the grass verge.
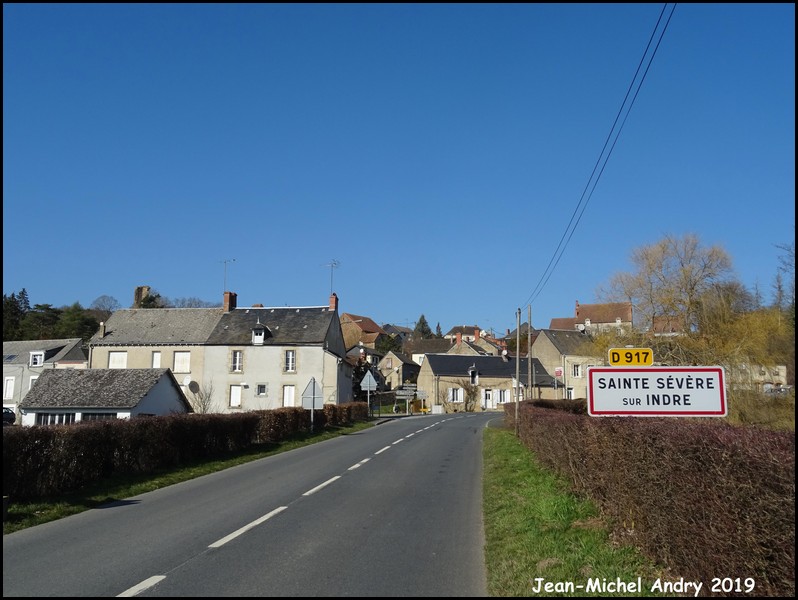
[482,425,667,597]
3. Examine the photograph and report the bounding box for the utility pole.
[527,304,532,402]
[515,308,521,437]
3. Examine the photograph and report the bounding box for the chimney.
[575,300,580,318]
[474,327,480,340]
[224,291,237,312]
[133,285,151,308]
[99,321,106,337]
[329,292,339,312]
[456,332,462,345]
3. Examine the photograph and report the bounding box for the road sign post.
[360,371,378,417]
[587,366,727,417]
[302,377,324,432]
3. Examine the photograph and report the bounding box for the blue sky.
[3,3,795,337]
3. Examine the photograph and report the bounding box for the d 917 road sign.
[608,348,653,366]
[587,366,726,417]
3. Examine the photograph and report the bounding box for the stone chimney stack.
[133,285,151,308]
[99,322,106,337]
[474,327,480,340]
[223,291,238,312]
[456,332,462,345]
[329,292,339,312]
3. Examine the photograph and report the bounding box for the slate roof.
[206,306,336,345]
[444,325,483,337]
[89,309,224,345]
[424,354,556,387]
[88,305,338,348]
[19,368,192,411]
[404,338,453,355]
[538,329,597,357]
[3,338,86,365]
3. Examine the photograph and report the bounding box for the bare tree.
[456,378,480,412]
[597,233,733,332]
[187,379,217,414]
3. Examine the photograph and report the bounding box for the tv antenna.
[323,259,340,294]
[222,258,236,293]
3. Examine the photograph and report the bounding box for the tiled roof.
[549,318,577,330]
[575,301,633,323]
[19,368,191,411]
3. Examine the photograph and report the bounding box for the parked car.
[3,407,15,426]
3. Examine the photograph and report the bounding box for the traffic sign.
[609,348,654,366]
[301,377,323,409]
[587,366,726,417]
[395,390,415,397]
[360,371,378,391]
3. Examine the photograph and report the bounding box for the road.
[3,413,498,597]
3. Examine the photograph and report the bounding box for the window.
[283,385,296,407]
[152,351,161,368]
[284,350,296,372]
[29,375,39,390]
[229,385,242,408]
[252,328,265,345]
[36,413,76,425]
[385,358,392,369]
[3,377,15,400]
[82,413,117,422]
[108,351,127,369]
[447,388,463,402]
[173,351,191,373]
[566,387,574,400]
[572,363,582,378]
[256,384,268,396]
[30,351,44,367]
[231,350,243,372]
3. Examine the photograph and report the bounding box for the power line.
[523,3,677,309]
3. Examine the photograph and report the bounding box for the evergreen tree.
[435,322,443,338]
[19,304,62,340]
[3,293,23,341]
[55,303,100,341]
[413,314,433,339]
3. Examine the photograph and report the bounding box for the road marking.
[392,438,404,445]
[348,458,370,470]
[302,476,341,496]
[209,506,288,548]
[118,575,166,597]
[375,446,391,454]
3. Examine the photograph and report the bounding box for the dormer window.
[252,320,267,345]
[30,351,44,367]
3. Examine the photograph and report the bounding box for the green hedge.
[505,401,795,597]
[3,402,368,501]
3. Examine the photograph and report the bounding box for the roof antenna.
[322,259,340,295]
[222,258,236,293]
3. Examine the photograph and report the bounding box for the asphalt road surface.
[3,413,500,597]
